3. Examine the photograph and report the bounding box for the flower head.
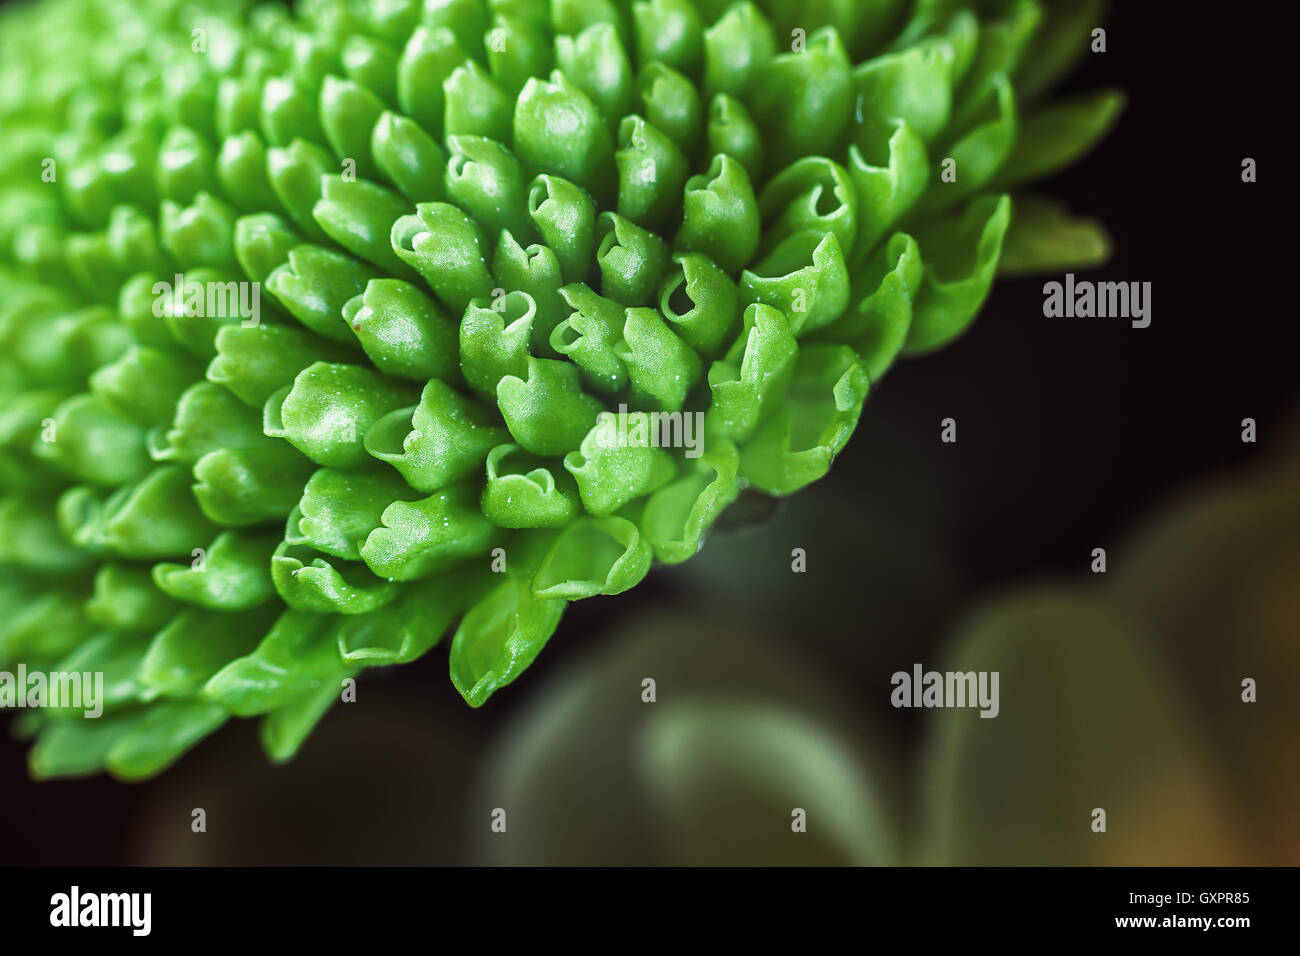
[0,0,1121,778]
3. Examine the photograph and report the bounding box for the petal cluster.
[0,0,1121,778]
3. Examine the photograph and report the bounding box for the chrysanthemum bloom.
[0,0,1121,778]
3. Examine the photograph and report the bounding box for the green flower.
[0,0,1121,778]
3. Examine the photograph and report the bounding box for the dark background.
[1,2,1295,864]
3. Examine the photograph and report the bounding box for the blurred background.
[1,2,1295,865]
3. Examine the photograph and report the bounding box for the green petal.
[847,120,928,262]
[234,211,301,284]
[675,154,760,275]
[313,175,415,276]
[343,278,459,382]
[640,438,740,563]
[749,26,852,171]
[30,710,148,779]
[51,630,152,715]
[636,62,703,155]
[702,1,775,100]
[738,343,870,495]
[136,607,275,700]
[616,306,704,411]
[96,465,219,560]
[33,393,149,485]
[460,291,538,397]
[366,378,509,491]
[740,230,850,337]
[263,361,418,469]
[205,610,351,716]
[552,0,624,38]
[595,212,670,306]
[1013,0,1106,102]
[759,157,858,261]
[514,72,615,205]
[191,445,317,527]
[85,563,181,635]
[491,230,569,355]
[265,243,375,343]
[339,564,492,665]
[153,381,269,464]
[555,22,634,129]
[532,514,653,599]
[293,465,419,561]
[564,411,678,516]
[261,75,327,148]
[450,564,567,706]
[948,0,1039,133]
[271,541,400,613]
[446,135,533,241]
[391,201,494,313]
[528,173,597,283]
[634,0,704,77]
[258,681,340,763]
[482,443,582,528]
[396,26,464,139]
[207,323,349,408]
[904,193,1012,354]
[550,283,630,393]
[0,494,94,572]
[705,303,797,444]
[360,481,501,581]
[319,76,385,181]
[159,192,238,269]
[106,205,169,276]
[997,195,1112,277]
[487,14,553,98]
[445,61,514,142]
[916,73,1017,217]
[994,89,1125,189]
[265,138,333,242]
[656,252,739,357]
[371,110,448,203]
[1,589,95,666]
[850,42,952,146]
[152,529,278,610]
[424,0,489,61]
[705,93,762,183]
[825,232,923,382]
